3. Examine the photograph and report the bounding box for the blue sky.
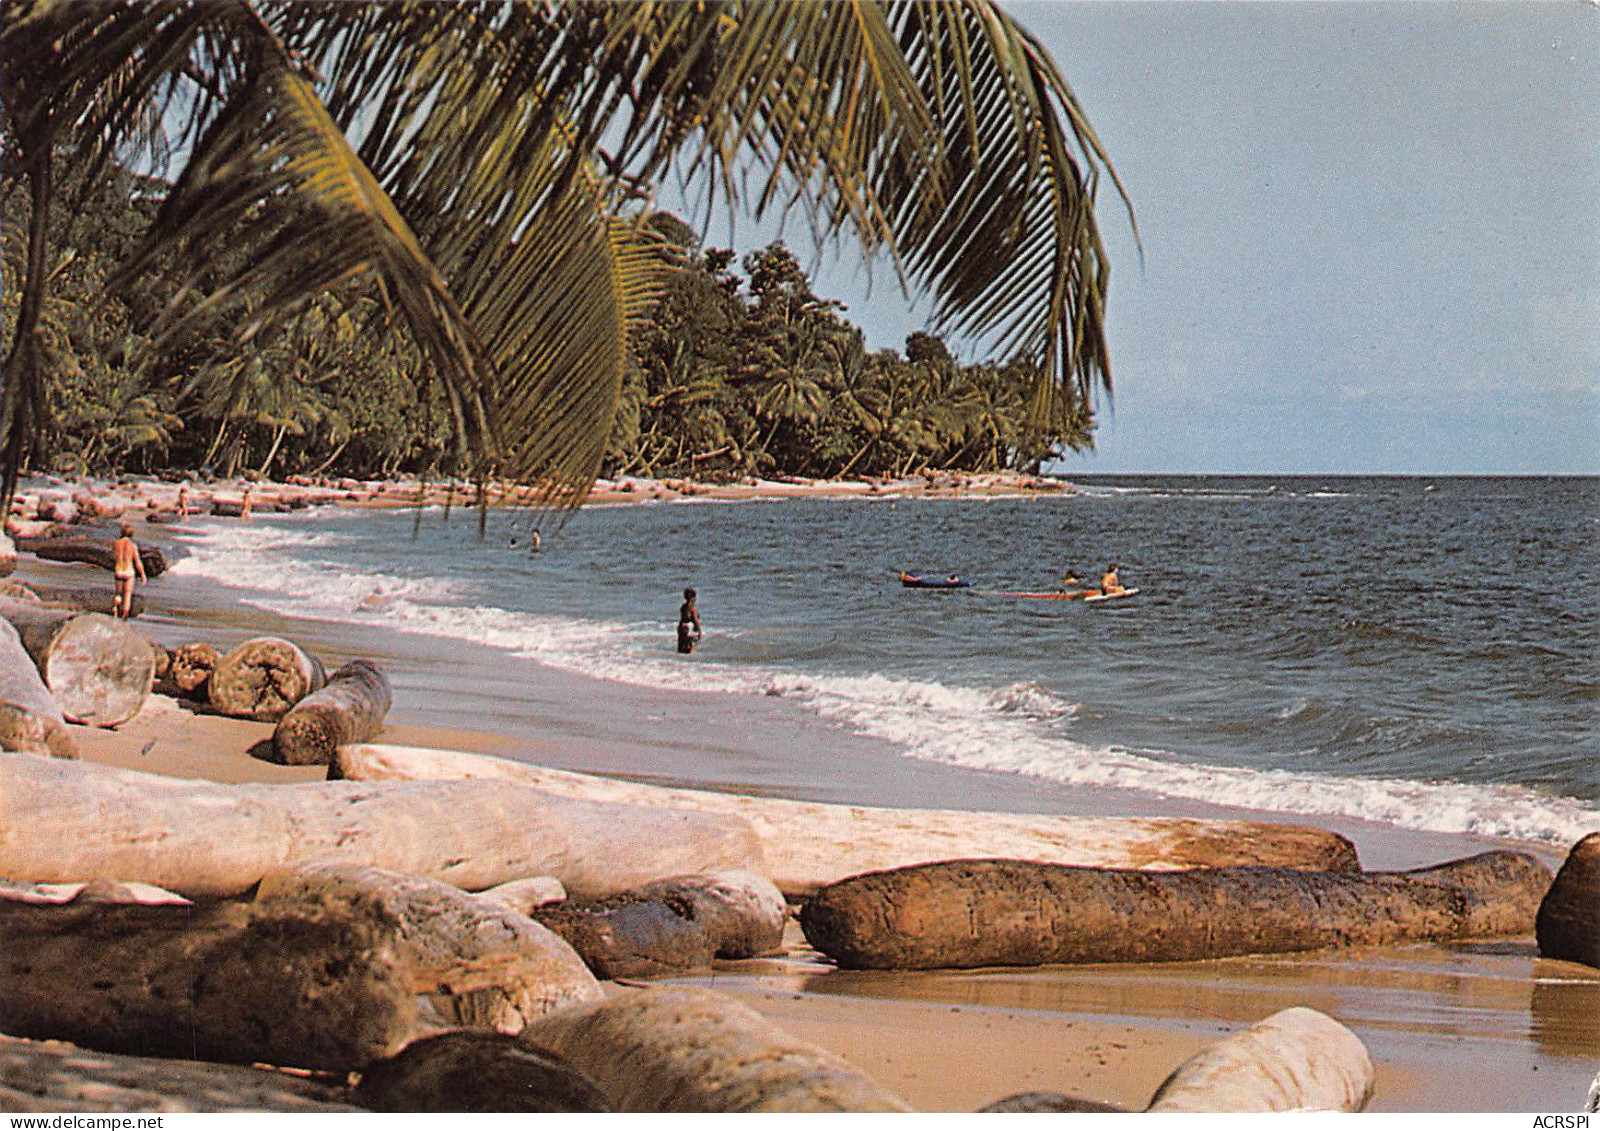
[692,2,1599,475]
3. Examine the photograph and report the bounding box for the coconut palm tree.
[1,0,1128,514]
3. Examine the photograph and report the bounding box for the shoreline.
[6,475,1599,1111]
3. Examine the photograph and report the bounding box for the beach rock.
[166,640,221,696]
[0,598,154,726]
[334,743,1362,896]
[978,1093,1128,1112]
[34,493,76,524]
[798,852,1552,970]
[0,582,142,618]
[71,491,124,520]
[0,1034,362,1113]
[0,885,419,1072]
[354,1032,610,1112]
[255,862,601,1032]
[1536,833,1600,969]
[0,752,766,900]
[0,619,78,758]
[0,878,189,905]
[1146,1007,1373,1112]
[517,986,912,1112]
[209,636,327,721]
[270,659,391,765]
[477,876,568,914]
[530,871,784,980]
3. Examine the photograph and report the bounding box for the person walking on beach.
[110,523,146,619]
[677,588,702,654]
[240,484,253,522]
[176,486,189,517]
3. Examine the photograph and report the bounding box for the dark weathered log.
[270,659,391,765]
[531,871,785,980]
[0,597,153,726]
[517,986,912,1112]
[0,1035,360,1113]
[209,635,327,721]
[799,852,1553,970]
[0,533,13,578]
[0,752,766,900]
[1537,833,1600,969]
[354,1032,610,1112]
[0,620,78,758]
[166,640,221,695]
[1146,1007,1373,1112]
[14,536,166,578]
[255,862,601,1032]
[0,890,419,1072]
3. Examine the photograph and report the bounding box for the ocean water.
[167,475,1599,847]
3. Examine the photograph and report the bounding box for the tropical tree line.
[3,160,1092,483]
[2,1,1126,509]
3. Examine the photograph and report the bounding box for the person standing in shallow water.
[677,588,702,654]
[110,523,146,619]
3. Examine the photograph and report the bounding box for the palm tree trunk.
[0,136,54,516]
[835,434,878,479]
[309,439,349,476]
[203,422,232,468]
[257,424,289,477]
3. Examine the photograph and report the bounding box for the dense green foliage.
[3,162,1092,483]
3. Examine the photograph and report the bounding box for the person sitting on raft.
[1100,563,1126,596]
[677,587,703,654]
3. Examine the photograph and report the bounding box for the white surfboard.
[1083,588,1140,603]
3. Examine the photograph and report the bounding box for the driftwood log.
[0,1035,361,1113]
[255,862,601,1032]
[270,659,391,765]
[14,536,166,579]
[0,597,153,726]
[1536,833,1600,969]
[0,620,78,758]
[0,581,143,618]
[0,533,13,578]
[209,635,326,721]
[0,887,419,1072]
[1146,1007,1374,1112]
[165,640,221,696]
[979,1093,1127,1112]
[334,743,1362,892]
[478,877,567,915]
[0,752,765,900]
[354,1032,610,1113]
[799,852,1552,970]
[518,986,912,1112]
[531,871,786,980]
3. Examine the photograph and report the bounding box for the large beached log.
[209,635,327,721]
[354,1032,610,1113]
[14,536,166,578]
[0,887,419,1072]
[517,986,912,1112]
[0,752,766,900]
[270,659,391,765]
[530,871,786,980]
[255,862,601,1032]
[0,1035,361,1113]
[0,581,142,618]
[334,743,1362,893]
[478,876,567,914]
[0,621,77,759]
[0,598,153,726]
[1536,833,1600,969]
[166,640,221,696]
[1146,1007,1374,1112]
[799,852,1552,970]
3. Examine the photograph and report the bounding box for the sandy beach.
[4,481,1597,1112]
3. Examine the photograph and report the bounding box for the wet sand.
[16,532,1600,1112]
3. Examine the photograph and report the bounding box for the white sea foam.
[172,518,1599,849]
